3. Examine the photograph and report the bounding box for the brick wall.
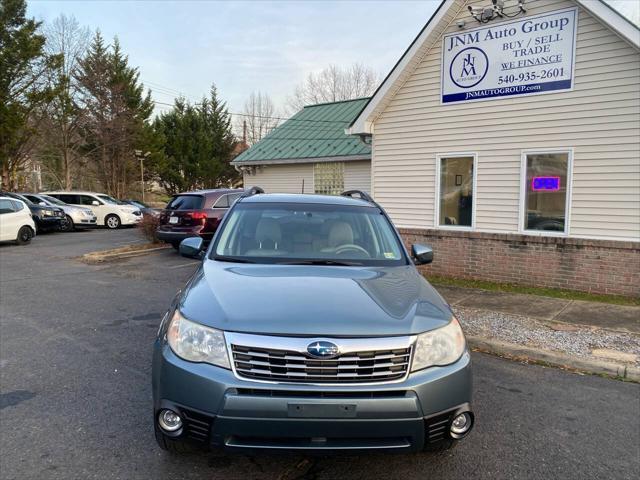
[399,228,640,298]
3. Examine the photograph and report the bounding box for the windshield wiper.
[212,256,256,264]
[277,260,363,266]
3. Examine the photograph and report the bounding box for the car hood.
[178,262,453,336]
[117,204,138,213]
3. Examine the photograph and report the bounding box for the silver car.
[152,189,473,454]
[21,193,97,232]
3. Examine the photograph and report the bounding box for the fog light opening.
[158,409,183,432]
[450,412,472,438]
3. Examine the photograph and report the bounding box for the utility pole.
[135,150,151,202]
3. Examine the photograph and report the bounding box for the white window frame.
[519,148,573,237]
[434,152,478,231]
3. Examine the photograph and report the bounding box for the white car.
[44,191,142,229]
[20,193,97,232]
[0,197,37,244]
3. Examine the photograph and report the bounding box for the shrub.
[138,214,161,243]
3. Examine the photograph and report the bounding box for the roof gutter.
[231,154,371,167]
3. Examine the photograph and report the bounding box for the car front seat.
[323,221,354,251]
[244,218,283,256]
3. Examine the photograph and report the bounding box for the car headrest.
[328,221,354,247]
[255,218,281,248]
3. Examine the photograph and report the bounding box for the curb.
[82,245,170,263]
[467,335,640,382]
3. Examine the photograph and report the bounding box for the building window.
[521,151,571,234]
[437,155,475,228]
[314,162,344,195]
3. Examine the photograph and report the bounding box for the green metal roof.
[232,98,371,165]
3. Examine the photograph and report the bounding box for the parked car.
[156,189,242,249]
[45,191,142,229]
[152,189,473,454]
[122,199,161,218]
[20,193,97,232]
[0,196,36,244]
[0,191,64,232]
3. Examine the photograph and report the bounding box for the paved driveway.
[1,229,638,479]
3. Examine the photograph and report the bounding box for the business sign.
[532,176,560,191]
[441,8,577,104]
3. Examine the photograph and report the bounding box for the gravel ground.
[454,306,640,365]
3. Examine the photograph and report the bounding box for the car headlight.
[167,310,230,368]
[411,317,465,372]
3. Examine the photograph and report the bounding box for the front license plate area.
[288,403,357,418]
[169,216,179,224]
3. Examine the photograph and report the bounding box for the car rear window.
[166,195,203,210]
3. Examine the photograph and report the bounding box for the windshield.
[97,194,125,205]
[211,202,407,266]
[41,194,66,206]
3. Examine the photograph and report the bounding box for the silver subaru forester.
[152,189,473,454]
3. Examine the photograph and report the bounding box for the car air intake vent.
[178,408,213,442]
[231,344,412,384]
[236,389,408,398]
[425,412,453,445]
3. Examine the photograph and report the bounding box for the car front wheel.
[60,215,74,232]
[16,226,34,245]
[105,214,121,229]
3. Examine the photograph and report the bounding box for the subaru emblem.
[306,341,339,359]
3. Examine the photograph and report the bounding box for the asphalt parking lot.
[1,229,639,480]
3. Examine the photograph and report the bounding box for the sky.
[27,0,639,118]
[27,0,440,117]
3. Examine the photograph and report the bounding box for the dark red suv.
[157,189,243,249]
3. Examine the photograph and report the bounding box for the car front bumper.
[122,213,142,225]
[69,212,97,227]
[152,343,473,453]
[35,216,63,229]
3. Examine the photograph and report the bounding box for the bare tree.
[286,63,379,113]
[37,14,90,190]
[236,91,279,145]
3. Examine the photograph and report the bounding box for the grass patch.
[426,274,640,307]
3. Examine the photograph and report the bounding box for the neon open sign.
[532,176,561,191]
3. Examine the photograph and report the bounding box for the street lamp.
[135,150,151,202]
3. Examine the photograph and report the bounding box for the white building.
[345,0,639,296]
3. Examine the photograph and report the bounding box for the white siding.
[344,161,372,193]
[372,0,640,240]
[243,161,371,195]
[243,164,314,194]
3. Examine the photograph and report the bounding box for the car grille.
[231,344,412,384]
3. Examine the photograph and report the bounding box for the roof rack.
[240,186,264,198]
[341,190,375,204]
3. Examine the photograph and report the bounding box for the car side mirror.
[179,237,204,259]
[91,200,100,206]
[411,244,433,265]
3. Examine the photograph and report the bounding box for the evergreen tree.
[152,85,239,194]
[75,32,153,196]
[0,0,61,189]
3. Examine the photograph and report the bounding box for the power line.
[153,100,351,127]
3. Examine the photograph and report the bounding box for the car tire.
[16,226,34,245]
[105,214,121,229]
[60,215,75,232]
[154,422,199,454]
